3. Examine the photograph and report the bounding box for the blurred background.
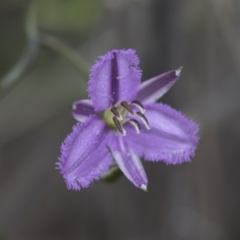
[0,0,240,239]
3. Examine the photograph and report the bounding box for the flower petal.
[88,49,142,111]
[57,115,113,190]
[137,68,181,103]
[109,136,148,190]
[72,99,95,122]
[125,103,199,164]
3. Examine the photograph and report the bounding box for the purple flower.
[57,49,199,191]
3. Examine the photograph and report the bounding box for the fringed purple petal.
[88,49,142,112]
[72,99,95,122]
[137,68,182,103]
[125,103,199,164]
[57,115,113,190]
[109,136,148,190]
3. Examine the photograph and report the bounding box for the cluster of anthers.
[103,100,150,136]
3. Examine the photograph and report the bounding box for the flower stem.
[0,0,39,98]
[0,0,90,100]
[38,33,90,80]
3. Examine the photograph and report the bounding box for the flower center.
[102,100,150,136]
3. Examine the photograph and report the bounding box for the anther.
[131,100,145,113]
[111,106,123,120]
[136,112,150,130]
[112,116,126,136]
[129,119,141,134]
[121,101,134,114]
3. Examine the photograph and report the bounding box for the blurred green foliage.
[101,165,123,183]
[37,0,103,32]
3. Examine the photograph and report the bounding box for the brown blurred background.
[0,0,240,239]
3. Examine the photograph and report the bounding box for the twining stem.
[0,0,90,99]
[38,33,90,80]
[0,1,39,98]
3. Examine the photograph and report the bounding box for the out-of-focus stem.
[38,33,90,80]
[0,0,39,97]
[0,40,39,91]
[0,0,90,99]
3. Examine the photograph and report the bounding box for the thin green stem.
[0,0,39,98]
[38,33,90,80]
[0,0,90,100]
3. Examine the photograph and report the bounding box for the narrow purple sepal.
[125,103,199,164]
[137,68,182,103]
[72,99,95,122]
[88,49,142,112]
[109,137,148,189]
[57,115,112,190]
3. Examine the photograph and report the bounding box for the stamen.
[111,106,123,120]
[131,100,145,113]
[112,116,126,136]
[128,119,141,134]
[136,112,150,130]
[121,101,134,114]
